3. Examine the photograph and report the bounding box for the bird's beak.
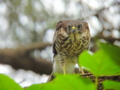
[71,26,76,33]
[72,26,76,29]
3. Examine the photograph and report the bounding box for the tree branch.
[0,43,52,75]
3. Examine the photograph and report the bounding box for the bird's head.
[67,20,87,35]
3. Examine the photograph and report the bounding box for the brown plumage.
[47,20,90,82]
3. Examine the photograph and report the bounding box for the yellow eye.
[68,25,71,29]
[78,25,82,29]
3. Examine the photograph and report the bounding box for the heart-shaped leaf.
[0,74,23,90]
[79,42,120,76]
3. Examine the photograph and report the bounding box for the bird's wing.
[53,20,71,57]
[53,21,62,57]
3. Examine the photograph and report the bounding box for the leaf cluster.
[0,42,120,90]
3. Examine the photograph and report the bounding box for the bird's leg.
[78,62,84,74]
[80,66,84,74]
[60,59,66,75]
[62,63,66,75]
[78,58,84,74]
[59,54,66,75]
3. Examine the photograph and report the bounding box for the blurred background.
[0,0,120,87]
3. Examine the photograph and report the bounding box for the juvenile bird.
[47,20,90,82]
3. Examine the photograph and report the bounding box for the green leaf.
[25,83,56,90]
[26,74,95,90]
[78,51,98,75]
[103,80,120,90]
[100,42,120,67]
[0,74,23,90]
[79,43,120,76]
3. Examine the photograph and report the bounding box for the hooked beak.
[71,26,76,33]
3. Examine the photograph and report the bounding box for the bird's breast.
[55,32,90,56]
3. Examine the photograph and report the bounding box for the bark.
[0,43,52,75]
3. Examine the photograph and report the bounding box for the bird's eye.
[68,25,71,29]
[78,25,82,29]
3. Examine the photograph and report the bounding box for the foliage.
[79,42,120,76]
[26,74,95,90]
[0,0,119,45]
[0,74,23,90]
[0,42,120,90]
[103,80,120,90]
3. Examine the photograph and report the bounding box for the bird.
[47,20,90,82]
